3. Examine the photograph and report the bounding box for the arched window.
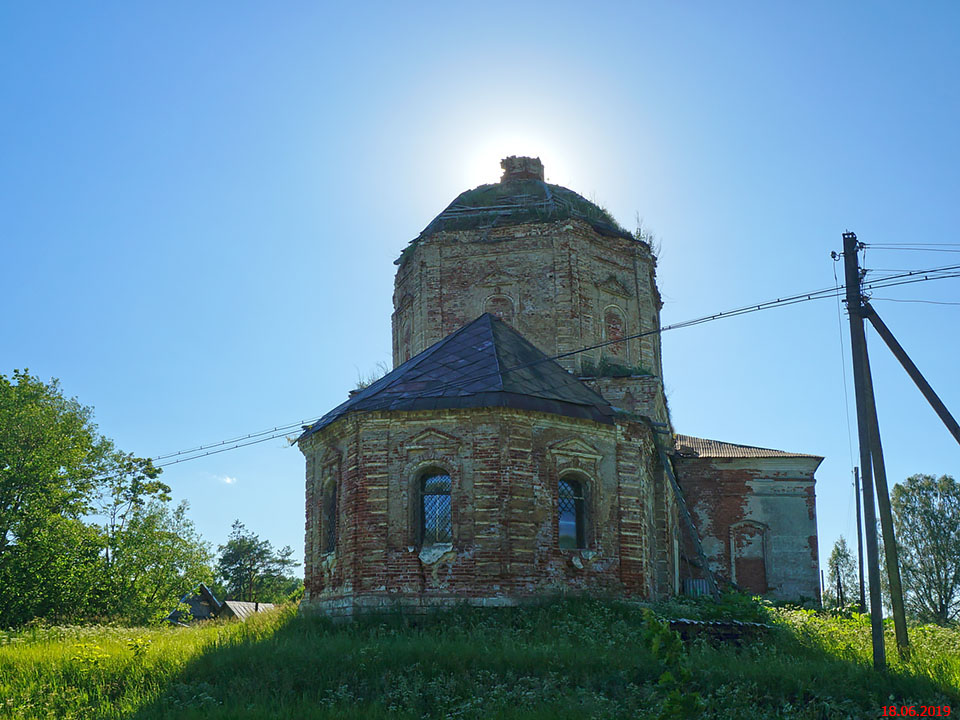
[421,473,452,545]
[558,477,586,549]
[321,481,337,553]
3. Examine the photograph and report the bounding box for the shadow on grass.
[126,599,958,720]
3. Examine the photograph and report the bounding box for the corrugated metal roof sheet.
[299,314,616,440]
[674,434,822,459]
[222,600,276,620]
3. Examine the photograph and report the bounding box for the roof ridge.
[299,315,617,440]
[485,314,505,393]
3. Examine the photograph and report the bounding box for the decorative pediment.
[548,437,602,460]
[319,452,340,478]
[405,428,462,452]
[598,274,632,299]
[477,270,516,289]
[310,449,341,493]
[550,437,603,477]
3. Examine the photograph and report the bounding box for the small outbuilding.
[166,585,276,623]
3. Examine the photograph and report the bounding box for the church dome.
[413,156,634,245]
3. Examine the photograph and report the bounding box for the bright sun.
[461,133,569,188]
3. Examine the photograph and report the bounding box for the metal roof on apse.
[674,434,822,460]
[299,314,616,440]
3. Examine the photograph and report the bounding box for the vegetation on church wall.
[579,357,654,378]
[0,596,956,719]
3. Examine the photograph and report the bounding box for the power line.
[871,297,960,306]
[156,431,304,467]
[155,270,960,468]
[864,246,960,254]
[153,267,960,469]
[863,262,960,281]
[152,420,318,462]
[864,242,960,247]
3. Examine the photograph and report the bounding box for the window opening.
[421,473,452,545]
[322,482,337,553]
[605,309,625,357]
[558,478,585,549]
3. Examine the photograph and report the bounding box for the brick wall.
[392,219,664,401]
[674,455,821,602]
[583,375,669,425]
[298,407,672,615]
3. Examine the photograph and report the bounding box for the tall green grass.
[0,598,956,719]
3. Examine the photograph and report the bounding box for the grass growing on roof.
[0,596,957,719]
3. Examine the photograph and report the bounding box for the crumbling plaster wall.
[392,219,663,387]
[673,456,821,602]
[299,408,667,615]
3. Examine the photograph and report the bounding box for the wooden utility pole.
[842,231,887,670]
[836,564,844,608]
[862,348,911,658]
[864,303,960,447]
[839,232,960,662]
[854,467,867,614]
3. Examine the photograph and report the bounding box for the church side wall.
[299,409,661,615]
[674,456,821,603]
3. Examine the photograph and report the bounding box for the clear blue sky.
[2,2,958,582]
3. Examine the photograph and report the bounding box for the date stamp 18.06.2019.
[882,708,951,717]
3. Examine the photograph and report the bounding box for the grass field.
[0,596,956,719]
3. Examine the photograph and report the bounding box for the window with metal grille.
[421,473,452,545]
[558,478,585,549]
[321,482,337,553]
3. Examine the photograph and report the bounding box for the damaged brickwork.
[300,408,674,615]
[673,453,821,602]
[392,218,664,391]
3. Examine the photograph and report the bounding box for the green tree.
[891,474,960,625]
[0,370,214,626]
[216,521,301,603]
[0,514,105,625]
[103,499,213,624]
[823,536,858,609]
[0,371,113,625]
[0,371,109,558]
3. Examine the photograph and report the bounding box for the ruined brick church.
[298,157,821,615]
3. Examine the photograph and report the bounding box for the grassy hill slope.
[0,596,957,719]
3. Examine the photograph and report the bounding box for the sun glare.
[461,133,570,188]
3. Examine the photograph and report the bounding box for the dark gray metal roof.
[395,177,637,266]
[420,179,633,239]
[299,314,616,440]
